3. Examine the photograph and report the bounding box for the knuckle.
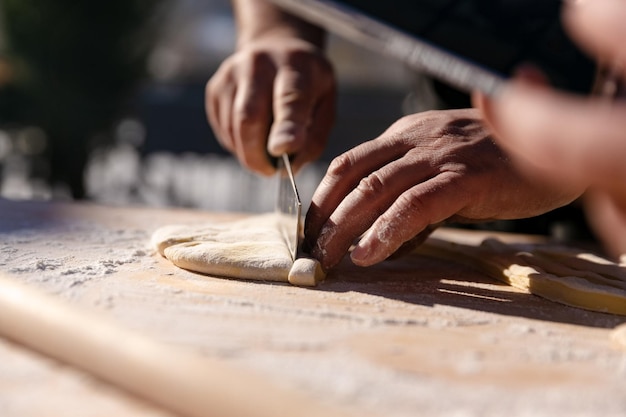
[285,49,313,63]
[277,89,304,108]
[396,191,428,219]
[284,49,318,72]
[327,153,357,179]
[248,49,272,68]
[276,76,309,106]
[205,72,227,99]
[276,73,311,101]
[356,172,386,198]
[235,103,259,125]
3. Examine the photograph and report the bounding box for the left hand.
[304,108,585,270]
[206,36,335,175]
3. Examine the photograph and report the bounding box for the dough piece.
[288,258,326,287]
[416,237,626,315]
[152,214,293,282]
[152,213,325,286]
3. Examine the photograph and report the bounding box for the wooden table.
[1,198,625,417]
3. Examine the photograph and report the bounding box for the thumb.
[268,67,315,156]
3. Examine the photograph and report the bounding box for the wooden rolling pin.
[0,274,351,417]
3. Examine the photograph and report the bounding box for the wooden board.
[0,199,625,417]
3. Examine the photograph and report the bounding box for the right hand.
[474,0,626,257]
[206,36,336,175]
[304,109,584,270]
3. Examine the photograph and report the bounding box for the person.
[206,0,335,176]
[475,0,626,258]
[205,0,598,270]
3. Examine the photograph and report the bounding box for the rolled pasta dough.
[417,237,626,315]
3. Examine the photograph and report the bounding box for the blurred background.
[0,0,593,240]
[0,0,414,213]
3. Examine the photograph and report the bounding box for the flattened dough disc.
[152,213,325,286]
[152,214,293,282]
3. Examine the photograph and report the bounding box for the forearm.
[232,0,326,49]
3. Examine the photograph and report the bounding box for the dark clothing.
[340,0,595,96]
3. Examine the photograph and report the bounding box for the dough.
[288,258,326,287]
[416,237,626,315]
[152,213,325,285]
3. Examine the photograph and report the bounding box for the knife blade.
[275,154,302,261]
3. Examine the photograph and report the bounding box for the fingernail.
[350,231,375,265]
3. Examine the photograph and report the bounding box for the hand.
[474,0,626,256]
[206,36,336,175]
[304,109,584,269]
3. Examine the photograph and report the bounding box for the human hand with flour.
[475,0,626,257]
[304,109,585,270]
[206,0,336,175]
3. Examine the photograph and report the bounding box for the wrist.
[237,23,326,50]
[234,0,326,49]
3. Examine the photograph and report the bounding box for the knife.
[275,154,302,261]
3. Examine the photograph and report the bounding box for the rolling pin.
[0,274,351,417]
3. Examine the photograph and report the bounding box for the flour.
[3,200,626,417]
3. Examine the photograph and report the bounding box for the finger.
[471,89,491,132]
[304,137,413,252]
[205,78,222,140]
[205,71,236,153]
[216,86,238,154]
[473,67,550,172]
[350,172,468,266]
[472,63,549,129]
[565,0,626,71]
[268,65,319,157]
[289,87,336,173]
[309,153,436,269]
[232,57,276,175]
[485,81,626,189]
[584,189,626,258]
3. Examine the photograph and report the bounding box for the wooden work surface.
[0,198,625,417]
